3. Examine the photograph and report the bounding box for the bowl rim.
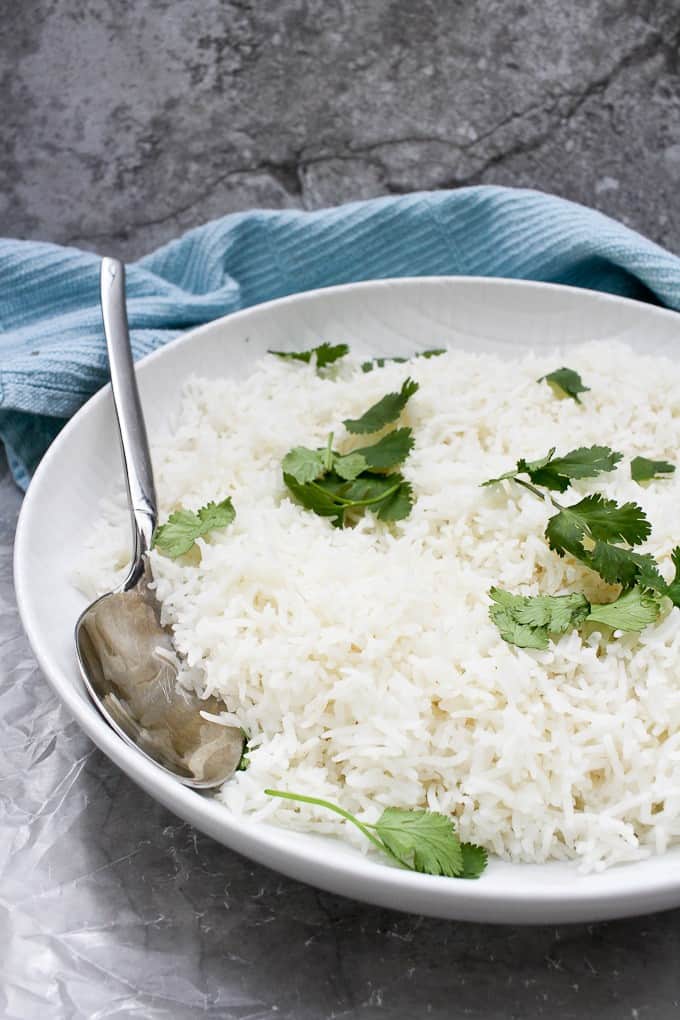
[14,274,680,923]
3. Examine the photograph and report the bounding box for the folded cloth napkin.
[2,185,679,489]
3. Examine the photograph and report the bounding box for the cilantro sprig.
[361,349,446,373]
[489,588,590,650]
[542,493,677,597]
[489,585,662,650]
[269,342,349,371]
[265,789,487,879]
[485,446,668,594]
[485,438,680,647]
[283,428,414,486]
[539,367,590,403]
[527,489,677,607]
[631,456,675,486]
[283,380,418,526]
[546,493,651,558]
[484,445,621,493]
[152,497,236,558]
[284,469,413,527]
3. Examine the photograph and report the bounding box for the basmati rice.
[76,342,680,873]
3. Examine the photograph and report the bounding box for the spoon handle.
[100,257,157,588]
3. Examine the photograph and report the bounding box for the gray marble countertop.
[3,2,680,1017]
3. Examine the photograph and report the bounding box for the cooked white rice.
[76,341,680,873]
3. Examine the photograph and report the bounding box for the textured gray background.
[4,0,680,259]
[3,1,680,1018]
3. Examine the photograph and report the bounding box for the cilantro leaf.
[344,378,419,434]
[631,456,676,485]
[265,790,485,878]
[333,473,410,515]
[546,495,652,591]
[361,356,407,372]
[152,510,202,558]
[489,606,550,650]
[587,544,664,589]
[489,587,590,649]
[333,452,367,481]
[283,392,417,526]
[546,494,651,556]
[324,472,413,523]
[361,349,445,372]
[237,730,250,772]
[542,494,668,593]
[283,472,346,526]
[489,583,664,646]
[587,587,662,632]
[281,446,328,484]
[345,428,415,472]
[310,429,416,482]
[504,591,590,633]
[634,553,669,595]
[665,547,680,608]
[373,808,463,877]
[152,497,236,558]
[269,342,349,370]
[374,476,414,521]
[460,842,488,879]
[539,367,590,403]
[484,445,621,492]
[284,471,413,527]
[528,445,622,491]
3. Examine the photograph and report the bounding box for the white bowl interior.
[15,277,680,923]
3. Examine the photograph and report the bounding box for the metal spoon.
[75,257,243,788]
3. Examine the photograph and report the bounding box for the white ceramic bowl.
[14,277,680,924]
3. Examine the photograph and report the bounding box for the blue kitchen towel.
[2,185,680,489]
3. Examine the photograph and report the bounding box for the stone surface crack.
[302,21,680,193]
[445,21,680,186]
[62,156,306,246]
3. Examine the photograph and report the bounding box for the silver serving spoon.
[75,257,243,788]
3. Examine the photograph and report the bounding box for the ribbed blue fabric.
[2,186,679,489]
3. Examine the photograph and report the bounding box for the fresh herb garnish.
[486,443,680,645]
[668,548,680,608]
[484,445,621,493]
[283,428,415,487]
[539,367,590,403]
[152,497,236,558]
[237,730,250,771]
[489,585,662,649]
[544,493,659,591]
[361,349,446,373]
[546,493,651,559]
[489,588,590,650]
[586,587,662,631]
[630,456,675,486]
[284,469,414,528]
[343,378,419,434]
[337,428,415,474]
[265,789,487,878]
[283,382,418,526]
[281,446,329,484]
[269,342,349,370]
